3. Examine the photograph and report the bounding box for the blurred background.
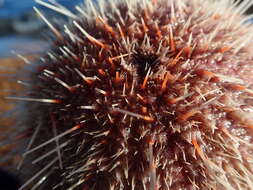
[0,0,83,58]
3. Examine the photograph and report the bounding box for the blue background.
[0,0,82,18]
[0,0,83,57]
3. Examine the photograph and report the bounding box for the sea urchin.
[7,0,253,189]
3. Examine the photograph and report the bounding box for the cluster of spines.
[6,0,253,189]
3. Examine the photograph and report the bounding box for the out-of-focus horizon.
[0,0,82,57]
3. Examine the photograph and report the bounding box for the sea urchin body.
[10,0,253,189]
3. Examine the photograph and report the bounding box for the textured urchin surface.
[11,0,253,189]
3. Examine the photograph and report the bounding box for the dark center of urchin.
[132,50,159,78]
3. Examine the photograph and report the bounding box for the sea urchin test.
[8,0,253,189]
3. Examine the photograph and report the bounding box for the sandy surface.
[0,56,35,169]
